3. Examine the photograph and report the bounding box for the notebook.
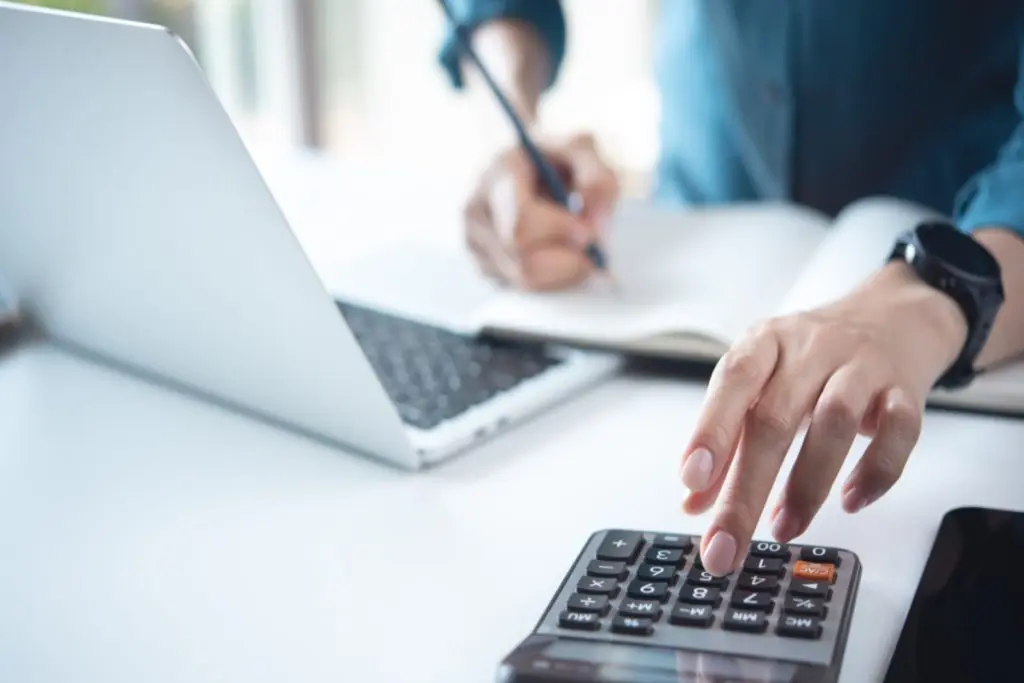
[469,196,1024,416]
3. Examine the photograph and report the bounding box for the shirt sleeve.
[954,44,1024,239]
[437,0,567,91]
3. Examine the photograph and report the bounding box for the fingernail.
[772,509,801,542]
[701,530,737,576]
[680,448,714,491]
[843,487,874,512]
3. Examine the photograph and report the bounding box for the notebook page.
[472,201,829,348]
[775,197,943,315]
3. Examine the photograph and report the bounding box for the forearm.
[465,19,550,130]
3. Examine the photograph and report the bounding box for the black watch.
[887,220,1004,389]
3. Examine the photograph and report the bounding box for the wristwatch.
[887,220,1004,388]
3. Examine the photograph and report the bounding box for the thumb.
[560,134,619,232]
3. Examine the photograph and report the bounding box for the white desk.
[2,152,1023,683]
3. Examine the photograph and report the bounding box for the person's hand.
[679,261,970,576]
[463,132,619,291]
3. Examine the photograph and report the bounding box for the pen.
[436,0,610,273]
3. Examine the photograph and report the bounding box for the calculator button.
[743,556,786,576]
[788,580,830,599]
[587,561,627,580]
[722,609,769,633]
[777,615,824,639]
[737,573,779,594]
[611,615,654,636]
[784,595,828,618]
[792,561,837,583]
[800,546,841,565]
[645,547,685,566]
[577,577,619,597]
[687,570,729,588]
[636,564,678,583]
[597,531,644,563]
[627,580,670,602]
[669,604,714,628]
[559,611,601,631]
[749,541,790,560]
[730,591,774,613]
[618,599,663,619]
[567,594,610,615]
[652,534,692,551]
[677,585,722,607]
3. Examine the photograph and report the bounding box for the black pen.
[436,0,610,274]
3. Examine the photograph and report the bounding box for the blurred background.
[17,0,661,197]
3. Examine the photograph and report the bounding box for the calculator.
[497,529,861,683]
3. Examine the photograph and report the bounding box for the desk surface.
[2,153,1023,683]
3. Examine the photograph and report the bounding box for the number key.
[749,540,790,560]
[627,580,670,602]
[687,570,729,588]
[636,563,678,583]
[737,573,779,595]
[645,547,685,566]
[744,556,786,576]
[800,546,840,565]
[677,584,721,607]
[730,590,774,613]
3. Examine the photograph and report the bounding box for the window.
[15,0,660,195]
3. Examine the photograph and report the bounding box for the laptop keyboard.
[336,299,564,430]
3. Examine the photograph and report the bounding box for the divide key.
[597,530,644,563]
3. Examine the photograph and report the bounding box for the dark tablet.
[882,506,1024,682]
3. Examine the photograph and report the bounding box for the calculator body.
[498,529,861,683]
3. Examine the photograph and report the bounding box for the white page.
[472,200,830,347]
[774,196,944,315]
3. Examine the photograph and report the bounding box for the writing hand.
[462,132,618,291]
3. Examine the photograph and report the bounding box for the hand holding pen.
[438,0,619,291]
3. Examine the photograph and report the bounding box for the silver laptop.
[0,3,620,470]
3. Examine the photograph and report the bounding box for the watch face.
[917,221,1000,277]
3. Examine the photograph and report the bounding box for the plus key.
[597,531,644,563]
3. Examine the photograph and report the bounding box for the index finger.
[680,326,781,495]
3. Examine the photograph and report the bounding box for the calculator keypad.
[538,530,859,667]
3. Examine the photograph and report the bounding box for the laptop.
[0,3,621,469]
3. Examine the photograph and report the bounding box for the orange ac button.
[793,561,837,584]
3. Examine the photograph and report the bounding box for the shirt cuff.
[437,0,566,91]
[954,124,1024,240]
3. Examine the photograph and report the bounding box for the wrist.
[869,260,970,370]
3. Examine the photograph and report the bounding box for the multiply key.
[577,576,619,597]
[597,530,644,563]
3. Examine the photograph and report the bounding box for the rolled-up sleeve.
[437,0,566,90]
[954,45,1024,239]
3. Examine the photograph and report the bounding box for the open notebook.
[470,196,1024,417]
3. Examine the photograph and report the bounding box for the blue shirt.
[439,0,1024,239]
